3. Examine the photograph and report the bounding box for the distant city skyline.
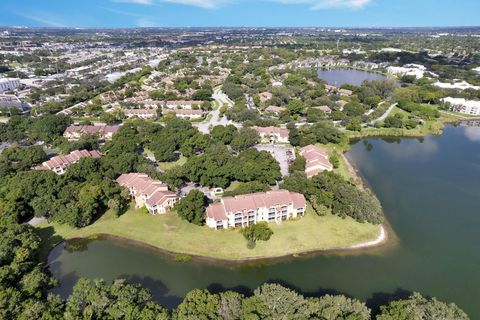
[1,0,479,28]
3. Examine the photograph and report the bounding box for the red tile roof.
[116,173,173,207]
[206,190,306,221]
[43,149,101,170]
[252,126,289,138]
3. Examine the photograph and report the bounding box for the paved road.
[369,103,397,125]
[195,88,237,134]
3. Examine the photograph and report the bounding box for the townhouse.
[163,108,204,120]
[63,124,121,141]
[252,126,290,144]
[116,173,178,214]
[206,190,307,230]
[265,105,287,115]
[123,108,157,119]
[41,149,102,175]
[299,145,333,178]
[163,100,200,110]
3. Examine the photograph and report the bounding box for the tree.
[150,133,177,162]
[377,292,468,320]
[309,295,371,320]
[65,278,169,320]
[383,115,404,128]
[174,288,220,320]
[230,128,260,152]
[175,190,207,225]
[211,125,237,145]
[287,99,306,115]
[244,283,310,319]
[241,222,273,248]
[346,118,362,132]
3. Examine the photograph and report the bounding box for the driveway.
[255,144,294,177]
[195,88,234,134]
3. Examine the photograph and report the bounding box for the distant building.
[442,97,480,115]
[0,94,24,111]
[163,108,204,119]
[63,124,120,141]
[206,190,306,230]
[123,109,157,119]
[259,92,273,103]
[65,66,93,77]
[41,149,101,175]
[313,105,332,114]
[0,78,20,93]
[116,173,178,214]
[252,126,289,143]
[265,105,287,115]
[163,100,200,110]
[299,145,333,178]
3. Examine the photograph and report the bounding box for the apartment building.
[64,124,121,141]
[0,78,20,93]
[299,145,333,178]
[252,126,290,143]
[41,149,102,175]
[116,173,178,214]
[206,190,306,230]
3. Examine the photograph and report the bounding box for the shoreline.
[49,223,388,265]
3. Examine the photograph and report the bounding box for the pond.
[317,68,388,86]
[48,125,480,317]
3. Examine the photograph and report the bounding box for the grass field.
[157,155,187,171]
[35,206,381,261]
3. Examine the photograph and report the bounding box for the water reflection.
[463,126,480,142]
[378,136,438,161]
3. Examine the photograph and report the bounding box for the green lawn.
[157,155,187,171]
[320,143,355,182]
[35,206,381,261]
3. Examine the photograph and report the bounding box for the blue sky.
[1,0,479,28]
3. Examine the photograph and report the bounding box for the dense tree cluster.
[175,190,207,225]
[282,171,384,224]
[288,122,346,147]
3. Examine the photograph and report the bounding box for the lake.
[48,125,480,317]
[317,68,388,86]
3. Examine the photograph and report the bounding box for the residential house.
[338,88,353,96]
[265,105,287,115]
[252,126,289,143]
[314,105,332,114]
[206,190,306,230]
[41,149,102,175]
[259,92,273,103]
[116,173,178,214]
[299,145,333,178]
[64,124,121,141]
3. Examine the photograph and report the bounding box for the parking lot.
[254,144,295,177]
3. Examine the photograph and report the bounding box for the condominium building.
[299,145,333,178]
[63,124,121,141]
[206,190,306,230]
[123,108,157,119]
[116,173,178,214]
[163,108,204,119]
[41,149,102,175]
[0,78,20,93]
[252,126,290,143]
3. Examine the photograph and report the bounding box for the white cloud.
[18,13,67,27]
[274,0,373,10]
[112,0,228,9]
[111,0,154,5]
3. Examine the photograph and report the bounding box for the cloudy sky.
[1,0,479,28]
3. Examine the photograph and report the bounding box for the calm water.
[317,68,388,86]
[48,125,480,317]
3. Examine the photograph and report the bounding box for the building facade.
[206,190,306,230]
[0,78,20,93]
[299,145,333,178]
[64,124,121,141]
[116,173,178,214]
[252,126,290,143]
[41,149,102,175]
